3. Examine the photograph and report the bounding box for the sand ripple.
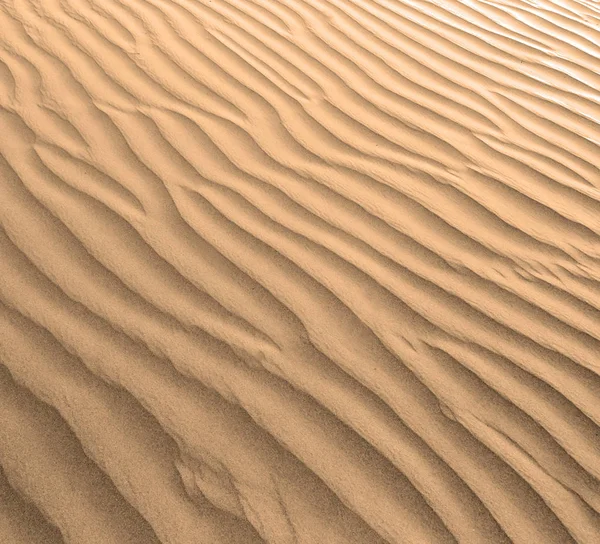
[1,0,599,542]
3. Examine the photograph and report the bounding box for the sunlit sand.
[1,0,599,542]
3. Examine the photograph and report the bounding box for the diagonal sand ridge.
[0,0,599,542]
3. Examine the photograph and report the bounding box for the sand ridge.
[0,0,599,542]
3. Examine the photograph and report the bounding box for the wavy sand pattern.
[1,0,599,541]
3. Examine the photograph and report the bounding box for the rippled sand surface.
[1,0,600,542]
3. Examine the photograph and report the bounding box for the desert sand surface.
[0,0,600,542]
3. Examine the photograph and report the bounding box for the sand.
[0,0,599,542]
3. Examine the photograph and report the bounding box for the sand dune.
[0,0,599,541]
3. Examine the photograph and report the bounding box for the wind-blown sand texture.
[1,0,600,541]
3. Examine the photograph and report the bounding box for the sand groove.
[1,0,599,542]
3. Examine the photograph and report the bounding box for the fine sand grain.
[1,0,600,542]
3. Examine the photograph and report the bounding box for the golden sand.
[1,0,599,542]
